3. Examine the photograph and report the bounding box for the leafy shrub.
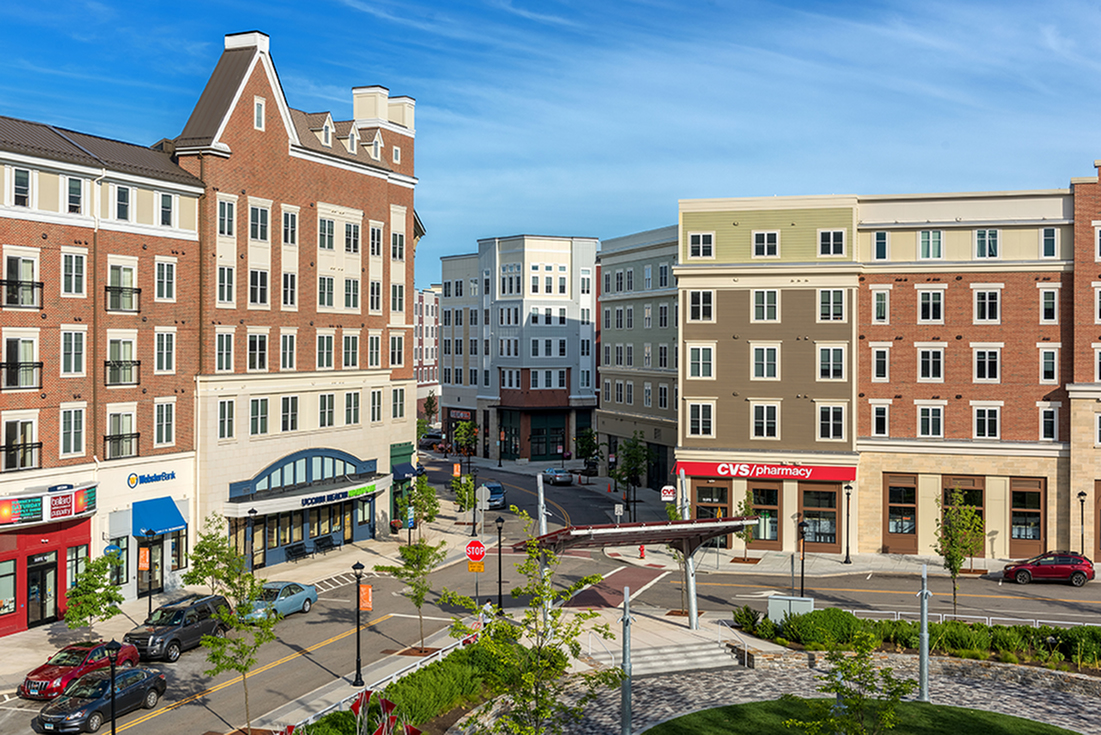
[733,605,761,634]
[780,613,813,644]
[999,651,1019,664]
[1059,624,1101,664]
[304,710,356,735]
[774,637,789,647]
[956,649,988,660]
[756,616,778,641]
[991,626,1025,653]
[873,619,920,649]
[781,608,861,647]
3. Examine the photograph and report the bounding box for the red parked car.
[1003,551,1095,587]
[19,640,140,700]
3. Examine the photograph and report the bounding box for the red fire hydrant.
[639,544,646,559]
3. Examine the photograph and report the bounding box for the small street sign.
[406,505,415,529]
[660,485,677,502]
[614,503,624,518]
[468,560,485,573]
[466,539,487,563]
[476,485,491,511]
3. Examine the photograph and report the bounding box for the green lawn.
[644,698,1079,735]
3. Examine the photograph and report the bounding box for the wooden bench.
[314,535,341,554]
[284,542,311,563]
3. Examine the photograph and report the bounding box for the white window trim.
[752,230,780,259]
[815,341,847,382]
[815,288,847,323]
[154,255,178,303]
[217,194,238,239]
[686,400,716,438]
[59,323,88,378]
[59,246,88,299]
[58,400,87,457]
[815,401,847,442]
[971,342,1003,384]
[749,400,781,441]
[915,399,947,438]
[869,342,891,383]
[974,228,1000,259]
[970,400,1003,441]
[1039,226,1059,259]
[970,283,1004,325]
[750,289,781,323]
[870,286,890,325]
[869,399,892,438]
[254,96,266,131]
[915,284,946,325]
[686,341,717,381]
[915,343,945,384]
[872,231,890,261]
[1038,283,1060,324]
[1038,401,1061,442]
[153,326,178,375]
[686,231,716,260]
[687,290,715,323]
[1038,342,1060,384]
[153,396,177,448]
[918,229,944,260]
[749,341,781,381]
[817,228,846,258]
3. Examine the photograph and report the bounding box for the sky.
[4,1,1101,287]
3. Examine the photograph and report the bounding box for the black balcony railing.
[1,280,43,308]
[1,361,42,390]
[105,360,140,386]
[2,441,41,472]
[105,286,141,312]
[104,433,139,460]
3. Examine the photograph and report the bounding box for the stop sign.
[466,540,486,563]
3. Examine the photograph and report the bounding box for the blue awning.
[392,463,417,481]
[132,497,187,537]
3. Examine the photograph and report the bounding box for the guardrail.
[843,608,1082,629]
[587,630,616,668]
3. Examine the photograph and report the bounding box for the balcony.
[105,360,140,386]
[104,433,139,460]
[2,441,41,472]
[105,286,141,313]
[1,280,43,309]
[1,362,42,390]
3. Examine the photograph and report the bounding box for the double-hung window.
[317,334,334,369]
[818,346,844,380]
[345,223,360,253]
[873,232,889,260]
[1041,227,1057,258]
[283,272,297,308]
[250,398,269,435]
[343,334,359,368]
[974,288,1001,323]
[688,233,713,258]
[318,219,335,249]
[250,206,269,241]
[61,406,84,455]
[115,186,130,221]
[369,281,382,312]
[976,229,998,258]
[974,346,1000,383]
[160,193,174,227]
[391,232,405,260]
[218,400,234,439]
[753,290,778,321]
[688,345,713,378]
[919,230,942,259]
[318,276,334,307]
[871,345,890,382]
[216,332,233,372]
[283,210,297,245]
[345,279,360,309]
[370,389,383,422]
[974,405,1000,439]
[217,266,234,304]
[369,226,383,256]
[218,200,235,237]
[62,253,85,296]
[391,283,404,312]
[392,387,405,418]
[688,291,713,321]
[752,344,779,379]
[1040,347,1058,384]
[281,333,296,370]
[917,288,943,323]
[249,269,268,306]
[871,288,889,323]
[871,403,889,437]
[281,396,298,432]
[818,405,844,440]
[688,403,713,437]
[818,289,844,321]
[154,401,175,446]
[155,331,175,373]
[345,392,360,424]
[247,334,267,371]
[917,404,943,438]
[753,231,778,257]
[13,168,30,206]
[917,346,943,382]
[819,230,844,256]
[319,394,335,428]
[155,261,175,301]
[752,404,778,439]
[1040,288,1058,323]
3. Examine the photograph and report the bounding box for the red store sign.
[674,462,856,482]
[451,410,472,420]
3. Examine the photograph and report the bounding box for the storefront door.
[799,483,841,554]
[26,552,57,628]
[342,502,353,544]
[882,475,918,555]
[694,483,730,549]
[137,539,163,598]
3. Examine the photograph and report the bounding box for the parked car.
[541,468,573,486]
[483,481,507,510]
[123,593,229,662]
[19,641,139,701]
[419,430,443,449]
[1003,551,1095,586]
[34,667,166,733]
[242,581,318,621]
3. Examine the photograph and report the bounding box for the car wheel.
[86,711,104,733]
[301,598,312,614]
[1071,571,1087,587]
[213,626,227,638]
[1015,570,1032,585]
[121,659,135,668]
[164,640,181,663]
[143,688,160,710]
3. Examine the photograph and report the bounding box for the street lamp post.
[471,468,479,537]
[495,516,505,613]
[1079,491,1088,555]
[843,484,853,565]
[247,508,258,573]
[144,528,156,621]
[798,520,809,598]
[352,561,364,687]
[105,639,121,735]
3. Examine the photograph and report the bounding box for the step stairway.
[585,639,741,678]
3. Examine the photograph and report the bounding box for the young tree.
[416,417,429,444]
[451,474,475,513]
[396,475,441,541]
[665,501,688,614]
[933,486,985,617]
[185,514,276,735]
[441,509,622,735]
[573,428,601,485]
[735,492,755,561]
[375,539,448,651]
[610,431,653,522]
[784,630,916,735]
[423,390,438,424]
[64,552,124,629]
[453,420,479,460]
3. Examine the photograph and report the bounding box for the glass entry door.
[137,538,164,598]
[26,553,57,627]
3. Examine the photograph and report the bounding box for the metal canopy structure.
[515,516,758,557]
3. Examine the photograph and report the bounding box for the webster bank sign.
[674,462,855,482]
[128,471,176,489]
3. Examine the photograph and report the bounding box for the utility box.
[768,595,814,622]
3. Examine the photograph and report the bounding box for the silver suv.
[123,593,229,662]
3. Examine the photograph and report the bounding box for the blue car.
[242,581,318,621]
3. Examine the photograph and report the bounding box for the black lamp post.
[798,520,809,598]
[495,516,505,613]
[470,468,479,537]
[105,639,121,735]
[843,484,853,565]
[352,561,364,687]
[144,528,155,621]
[1079,491,1088,555]
[247,508,258,572]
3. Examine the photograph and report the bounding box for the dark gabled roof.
[176,46,255,149]
[288,109,393,174]
[0,115,203,187]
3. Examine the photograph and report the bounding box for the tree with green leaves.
[451,474,475,513]
[64,552,124,629]
[784,630,916,735]
[185,515,276,735]
[665,501,689,614]
[933,486,986,617]
[375,539,448,652]
[396,475,441,541]
[573,428,600,465]
[610,431,654,522]
[440,509,622,735]
[423,391,438,424]
[416,417,429,444]
[735,492,755,561]
[453,420,479,459]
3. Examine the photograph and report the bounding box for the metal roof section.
[516,516,758,557]
[175,46,256,150]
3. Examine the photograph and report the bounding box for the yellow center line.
[500,479,572,527]
[684,579,1101,605]
[117,615,392,731]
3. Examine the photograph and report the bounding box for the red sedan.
[1003,551,1095,587]
[19,640,140,700]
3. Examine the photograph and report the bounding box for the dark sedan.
[20,641,139,700]
[34,667,165,733]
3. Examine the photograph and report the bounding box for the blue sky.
[3,1,1101,287]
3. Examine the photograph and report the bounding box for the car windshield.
[66,677,108,699]
[260,588,280,602]
[46,649,88,667]
[146,608,184,626]
[1022,554,1053,565]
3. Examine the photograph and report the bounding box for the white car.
[541,468,573,486]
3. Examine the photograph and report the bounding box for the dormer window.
[348,130,357,154]
[372,138,380,159]
[393,147,401,164]
[322,123,331,146]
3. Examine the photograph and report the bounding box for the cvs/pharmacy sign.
[674,461,855,482]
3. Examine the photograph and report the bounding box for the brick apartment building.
[0,117,204,635]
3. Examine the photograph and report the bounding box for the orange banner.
[138,547,150,571]
[452,463,461,477]
[359,583,373,612]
